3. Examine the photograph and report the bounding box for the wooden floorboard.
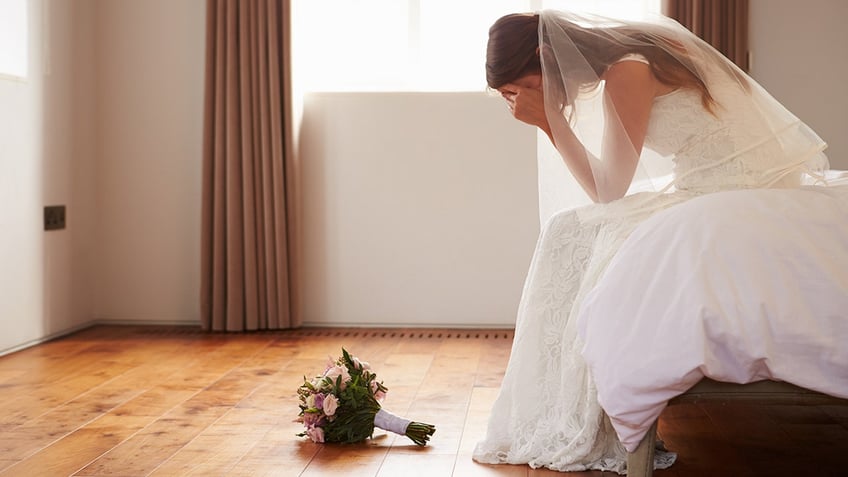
[0,325,845,476]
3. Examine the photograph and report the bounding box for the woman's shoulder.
[602,54,655,91]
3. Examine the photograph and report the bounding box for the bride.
[472,10,831,473]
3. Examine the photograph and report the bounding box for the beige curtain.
[201,0,300,331]
[664,0,749,71]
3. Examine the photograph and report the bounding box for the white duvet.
[577,184,848,453]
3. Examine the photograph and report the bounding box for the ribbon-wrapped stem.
[374,409,436,446]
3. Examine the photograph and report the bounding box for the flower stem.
[405,421,436,446]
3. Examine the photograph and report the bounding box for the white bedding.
[576,184,848,453]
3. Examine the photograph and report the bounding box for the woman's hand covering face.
[500,81,551,134]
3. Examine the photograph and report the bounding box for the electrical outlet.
[44,205,66,231]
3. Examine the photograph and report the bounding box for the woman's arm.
[597,61,657,202]
[503,61,661,203]
[503,84,600,200]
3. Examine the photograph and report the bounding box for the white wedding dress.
[472,55,829,474]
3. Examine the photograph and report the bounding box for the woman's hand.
[500,84,552,139]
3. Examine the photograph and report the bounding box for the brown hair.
[486,13,717,113]
[486,14,541,90]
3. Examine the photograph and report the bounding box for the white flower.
[323,394,339,417]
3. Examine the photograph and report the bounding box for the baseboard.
[300,321,515,330]
[0,321,96,358]
[0,318,202,358]
[93,318,201,327]
[1,319,513,357]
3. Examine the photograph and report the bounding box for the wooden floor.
[0,326,846,477]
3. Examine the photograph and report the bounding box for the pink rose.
[324,356,336,372]
[324,365,351,390]
[323,393,339,417]
[352,356,370,370]
[370,381,387,401]
[306,426,325,443]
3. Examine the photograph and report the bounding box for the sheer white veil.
[535,9,828,224]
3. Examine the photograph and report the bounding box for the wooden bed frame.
[625,379,848,477]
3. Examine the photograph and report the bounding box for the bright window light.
[0,0,28,79]
[293,0,660,92]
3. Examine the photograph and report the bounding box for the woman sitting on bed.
[473,10,832,474]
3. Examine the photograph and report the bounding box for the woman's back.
[644,55,827,193]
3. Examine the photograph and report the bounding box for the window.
[292,0,659,92]
[0,0,28,79]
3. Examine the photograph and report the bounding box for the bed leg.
[626,420,658,477]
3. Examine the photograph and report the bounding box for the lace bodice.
[645,72,812,193]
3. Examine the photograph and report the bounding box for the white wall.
[0,0,204,355]
[749,0,848,169]
[299,93,539,327]
[0,0,97,354]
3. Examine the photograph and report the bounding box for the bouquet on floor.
[296,348,436,446]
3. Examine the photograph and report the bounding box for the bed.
[574,178,848,476]
[626,379,848,477]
